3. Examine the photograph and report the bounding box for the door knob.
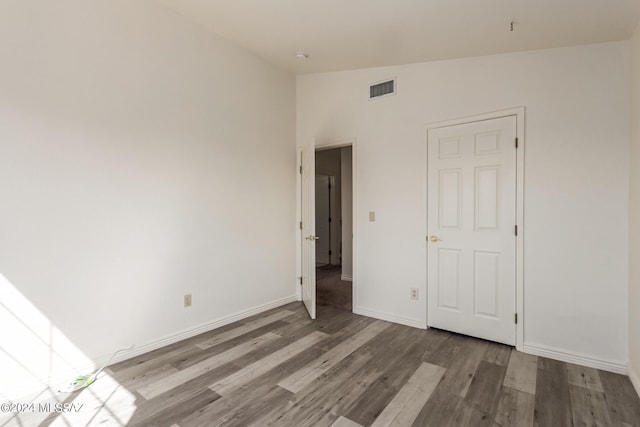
[305,235,320,241]
[429,235,440,243]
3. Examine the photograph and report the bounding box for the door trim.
[300,146,317,318]
[315,138,357,312]
[297,148,303,302]
[425,107,525,351]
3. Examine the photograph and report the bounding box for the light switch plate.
[369,211,376,222]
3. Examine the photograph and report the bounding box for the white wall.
[297,42,630,368]
[629,22,640,392]
[0,0,295,399]
[341,147,353,280]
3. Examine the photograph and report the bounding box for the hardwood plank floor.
[278,321,390,393]
[503,351,538,395]
[369,362,445,427]
[316,265,352,311]
[6,302,640,427]
[138,333,281,399]
[494,386,535,427]
[533,357,573,426]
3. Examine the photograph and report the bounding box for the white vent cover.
[369,78,396,100]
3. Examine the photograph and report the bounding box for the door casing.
[300,146,316,319]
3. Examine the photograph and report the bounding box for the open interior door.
[300,147,317,319]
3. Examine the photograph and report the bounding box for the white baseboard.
[629,363,640,399]
[13,294,298,402]
[354,306,426,329]
[522,343,627,374]
[340,274,353,282]
[107,294,298,366]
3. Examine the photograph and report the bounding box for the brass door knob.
[305,235,320,241]
[429,235,440,243]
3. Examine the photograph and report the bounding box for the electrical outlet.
[369,211,376,222]
[184,294,192,308]
[410,288,419,300]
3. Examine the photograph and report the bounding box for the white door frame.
[426,107,525,350]
[297,148,304,302]
[300,145,317,318]
[311,138,357,312]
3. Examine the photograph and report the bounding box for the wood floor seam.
[137,332,281,400]
[209,330,328,396]
[278,320,391,393]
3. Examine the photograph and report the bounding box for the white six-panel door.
[427,116,517,345]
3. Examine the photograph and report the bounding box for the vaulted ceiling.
[158,0,640,74]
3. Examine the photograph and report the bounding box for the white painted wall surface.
[629,23,640,392]
[0,0,295,399]
[341,147,353,280]
[297,42,630,367]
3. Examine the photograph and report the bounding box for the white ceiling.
[158,0,640,74]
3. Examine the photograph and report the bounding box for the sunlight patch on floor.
[0,273,137,426]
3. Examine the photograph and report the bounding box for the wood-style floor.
[316,265,352,312]
[10,302,640,427]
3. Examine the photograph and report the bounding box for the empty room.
[2,1,640,426]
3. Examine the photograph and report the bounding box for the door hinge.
[299,221,303,230]
[515,137,519,149]
[328,217,332,223]
[299,276,303,285]
[515,225,518,236]
[328,183,332,190]
[515,313,518,324]
[329,250,332,256]
[299,164,302,174]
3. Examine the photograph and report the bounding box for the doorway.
[315,146,353,312]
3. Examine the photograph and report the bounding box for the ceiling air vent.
[369,78,396,100]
